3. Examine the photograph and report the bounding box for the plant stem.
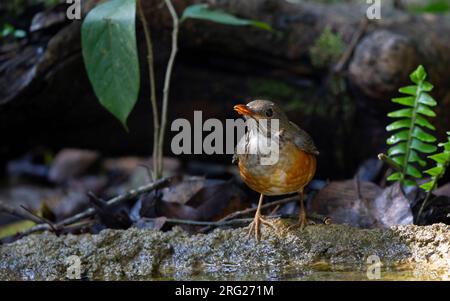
[378,153,402,172]
[401,86,422,184]
[158,0,179,177]
[137,0,160,179]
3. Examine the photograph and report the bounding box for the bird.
[233,100,319,241]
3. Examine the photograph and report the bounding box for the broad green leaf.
[391,96,414,107]
[411,139,437,153]
[387,108,413,118]
[418,93,437,106]
[415,115,435,130]
[386,119,410,131]
[387,172,401,181]
[387,130,408,145]
[425,166,443,177]
[406,165,422,178]
[399,85,418,95]
[412,127,436,143]
[82,0,140,129]
[410,65,426,84]
[417,104,436,117]
[429,152,450,164]
[181,4,272,31]
[420,181,433,191]
[408,149,427,167]
[388,142,407,156]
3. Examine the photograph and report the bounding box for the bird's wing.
[288,121,319,155]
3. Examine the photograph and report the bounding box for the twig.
[378,153,402,173]
[17,176,177,237]
[160,213,329,228]
[137,0,160,179]
[0,201,43,224]
[157,0,179,177]
[333,18,369,74]
[20,205,57,232]
[200,196,298,232]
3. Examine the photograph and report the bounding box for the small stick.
[20,205,57,232]
[334,18,369,74]
[378,153,402,172]
[17,176,177,237]
[0,201,43,225]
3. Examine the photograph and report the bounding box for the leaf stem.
[158,0,179,177]
[137,0,160,179]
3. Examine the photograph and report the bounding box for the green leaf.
[387,130,408,145]
[403,179,416,187]
[387,172,401,181]
[411,139,437,153]
[406,165,422,178]
[410,65,426,84]
[386,119,410,131]
[429,152,450,164]
[392,155,404,166]
[399,85,418,95]
[420,81,434,91]
[391,96,414,107]
[412,127,436,143]
[425,166,443,177]
[387,108,413,118]
[418,93,437,106]
[388,143,407,156]
[415,115,436,130]
[417,104,436,117]
[81,0,140,129]
[181,4,272,31]
[408,149,427,167]
[420,181,433,192]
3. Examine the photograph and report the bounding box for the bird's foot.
[248,214,275,242]
[287,214,315,231]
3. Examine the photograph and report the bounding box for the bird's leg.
[288,188,312,230]
[298,189,307,229]
[248,194,275,241]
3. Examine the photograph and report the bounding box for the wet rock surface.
[0,220,449,280]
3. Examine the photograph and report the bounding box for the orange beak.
[233,104,254,116]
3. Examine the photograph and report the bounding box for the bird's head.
[233,100,288,124]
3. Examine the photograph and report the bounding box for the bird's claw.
[248,215,275,242]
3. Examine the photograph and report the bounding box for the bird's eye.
[265,108,273,117]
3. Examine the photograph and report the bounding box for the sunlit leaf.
[391,96,414,107]
[418,93,437,106]
[415,115,435,130]
[399,85,417,95]
[386,119,410,131]
[412,127,436,143]
[387,108,413,118]
[387,130,408,145]
[387,172,401,181]
[388,143,407,156]
[411,139,437,153]
[417,104,436,117]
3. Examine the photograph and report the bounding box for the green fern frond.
[385,65,438,186]
[417,132,450,218]
[420,132,450,192]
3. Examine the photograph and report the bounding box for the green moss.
[309,27,346,69]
